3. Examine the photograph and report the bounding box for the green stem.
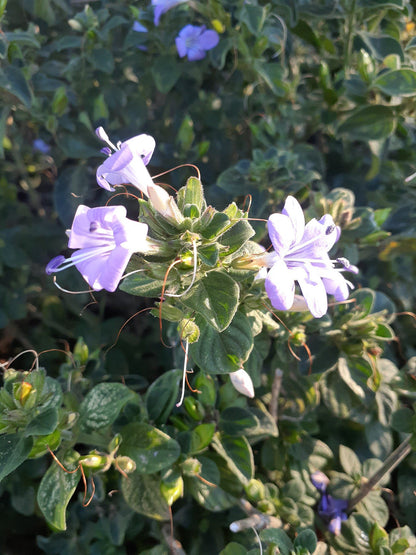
[344,0,357,76]
[348,435,412,511]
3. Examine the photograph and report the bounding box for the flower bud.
[230,369,254,398]
[115,456,136,475]
[148,183,183,223]
[181,457,202,476]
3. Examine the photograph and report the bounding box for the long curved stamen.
[176,339,190,408]
[95,126,118,152]
[165,240,198,298]
[46,246,112,274]
[53,276,94,295]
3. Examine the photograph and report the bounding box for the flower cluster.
[46,127,178,292]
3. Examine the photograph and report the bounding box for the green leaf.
[219,220,255,256]
[373,69,416,97]
[28,429,61,459]
[391,408,414,433]
[339,445,361,476]
[122,472,170,521]
[240,3,266,34]
[186,455,237,512]
[177,177,205,212]
[219,543,247,555]
[293,529,318,552]
[0,65,32,107]
[188,423,216,454]
[79,383,135,431]
[212,433,254,485]
[260,528,293,554]
[0,434,33,482]
[338,105,395,141]
[119,422,180,474]
[24,407,59,437]
[370,523,389,551]
[89,48,114,74]
[219,407,258,436]
[182,271,239,332]
[190,311,254,374]
[145,369,182,423]
[151,56,181,93]
[37,453,81,531]
[357,32,404,61]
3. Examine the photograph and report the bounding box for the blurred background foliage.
[1,0,416,553]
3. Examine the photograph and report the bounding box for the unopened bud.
[230,369,254,398]
[115,456,136,475]
[16,381,33,406]
[148,183,183,222]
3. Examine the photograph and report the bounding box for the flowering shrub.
[1,0,416,554]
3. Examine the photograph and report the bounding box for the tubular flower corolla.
[46,205,149,292]
[95,127,156,195]
[264,196,358,318]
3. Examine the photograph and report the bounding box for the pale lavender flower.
[46,205,148,292]
[95,127,156,195]
[264,196,357,318]
[175,25,219,61]
[152,0,187,26]
[311,471,348,535]
[33,138,50,154]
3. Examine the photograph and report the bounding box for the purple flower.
[33,138,51,154]
[264,196,358,318]
[95,127,156,195]
[311,471,348,535]
[46,205,148,292]
[152,0,187,26]
[132,21,148,33]
[175,25,219,61]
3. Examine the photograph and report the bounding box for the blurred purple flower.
[264,196,358,318]
[311,471,348,535]
[46,205,148,292]
[33,138,51,154]
[95,126,156,195]
[175,25,219,61]
[152,0,187,26]
[132,21,148,33]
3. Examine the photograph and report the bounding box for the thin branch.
[269,368,283,421]
[229,498,283,533]
[348,436,412,511]
[161,524,186,555]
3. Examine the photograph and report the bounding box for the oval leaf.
[37,453,81,531]
[182,271,239,332]
[0,434,33,482]
[338,105,395,141]
[190,311,254,375]
[373,69,416,97]
[122,472,169,521]
[119,422,181,473]
[79,383,135,431]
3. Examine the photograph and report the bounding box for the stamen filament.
[52,246,112,273]
[176,340,189,408]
